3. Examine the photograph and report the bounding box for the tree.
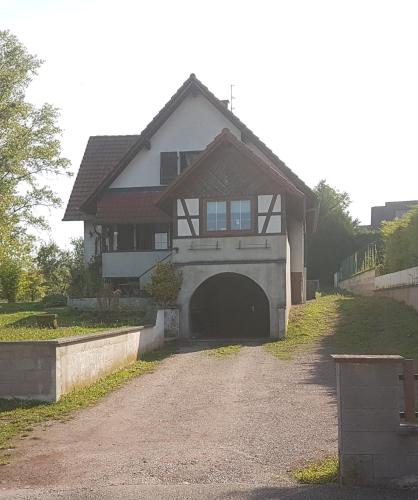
[0,233,33,302]
[307,180,359,285]
[145,262,182,307]
[36,242,72,295]
[0,30,70,231]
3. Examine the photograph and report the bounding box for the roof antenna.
[230,84,235,113]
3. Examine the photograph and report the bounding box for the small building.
[371,200,418,229]
[64,74,317,339]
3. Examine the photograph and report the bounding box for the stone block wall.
[333,355,418,486]
[0,310,169,402]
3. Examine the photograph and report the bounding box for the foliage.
[0,233,33,302]
[36,242,72,295]
[0,343,178,463]
[18,267,45,302]
[145,262,182,307]
[0,302,145,342]
[41,293,67,307]
[0,30,70,232]
[307,180,360,285]
[295,457,339,484]
[381,206,418,274]
[67,238,102,298]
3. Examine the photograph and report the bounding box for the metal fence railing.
[337,242,382,282]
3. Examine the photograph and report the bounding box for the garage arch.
[190,272,270,339]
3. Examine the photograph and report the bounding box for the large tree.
[307,180,359,285]
[0,30,70,231]
[0,30,70,301]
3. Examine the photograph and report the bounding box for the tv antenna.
[230,84,235,113]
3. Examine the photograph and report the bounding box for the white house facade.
[64,74,317,339]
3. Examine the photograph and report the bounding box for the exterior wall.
[375,286,418,313]
[287,216,305,303]
[375,266,418,290]
[102,250,171,279]
[84,221,97,264]
[285,236,291,326]
[334,355,418,486]
[110,94,242,189]
[0,312,167,402]
[173,234,288,339]
[338,269,376,296]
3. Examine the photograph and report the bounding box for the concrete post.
[333,354,418,486]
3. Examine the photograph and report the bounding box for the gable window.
[206,201,227,232]
[160,150,202,184]
[205,199,253,234]
[231,200,251,230]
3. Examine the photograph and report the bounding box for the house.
[370,200,418,229]
[64,74,317,339]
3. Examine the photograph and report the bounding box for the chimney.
[220,99,230,109]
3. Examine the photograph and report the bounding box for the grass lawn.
[206,343,242,357]
[0,302,146,341]
[265,293,418,360]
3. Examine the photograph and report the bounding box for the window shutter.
[160,152,178,185]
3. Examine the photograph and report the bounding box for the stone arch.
[189,272,270,338]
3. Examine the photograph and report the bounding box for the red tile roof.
[63,135,139,220]
[95,191,170,223]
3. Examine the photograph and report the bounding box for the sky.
[2,0,418,248]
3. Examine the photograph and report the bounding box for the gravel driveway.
[2,342,407,499]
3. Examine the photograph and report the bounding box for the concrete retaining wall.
[375,266,418,290]
[0,311,166,402]
[338,269,376,296]
[333,355,418,486]
[375,285,418,313]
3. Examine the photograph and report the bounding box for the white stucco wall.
[172,235,287,265]
[110,94,242,188]
[102,250,171,279]
[288,217,304,272]
[285,236,292,326]
[84,222,97,264]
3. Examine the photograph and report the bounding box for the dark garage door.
[190,273,270,339]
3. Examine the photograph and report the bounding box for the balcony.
[102,250,172,279]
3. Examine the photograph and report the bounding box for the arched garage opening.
[190,273,270,339]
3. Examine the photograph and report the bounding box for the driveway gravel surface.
[0,342,415,499]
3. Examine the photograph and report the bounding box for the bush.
[381,206,418,274]
[144,262,182,307]
[41,293,67,307]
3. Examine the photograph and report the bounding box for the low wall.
[68,297,150,311]
[375,266,418,290]
[333,355,418,486]
[0,311,166,402]
[375,285,418,313]
[338,269,376,296]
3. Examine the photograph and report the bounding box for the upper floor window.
[160,150,202,185]
[205,199,253,234]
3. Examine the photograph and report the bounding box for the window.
[180,151,201,173]
[231,200,251,230]
[154,232,168,250]
[206,201,227,231]
[160,150,202,184]
[160,152,178,185]
[205,199,252,233]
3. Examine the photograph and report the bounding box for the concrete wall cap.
[332,354,404,363]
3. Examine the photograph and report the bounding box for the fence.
[336,242,381,282]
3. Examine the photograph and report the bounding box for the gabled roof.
[63,135,138,220]
[157,128,304,207]
[78,73,316,214]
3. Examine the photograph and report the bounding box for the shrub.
[381,206,418,274]
[144,262,182,307]
[42,293,67,307]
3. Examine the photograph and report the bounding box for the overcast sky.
[3,0,418,247]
